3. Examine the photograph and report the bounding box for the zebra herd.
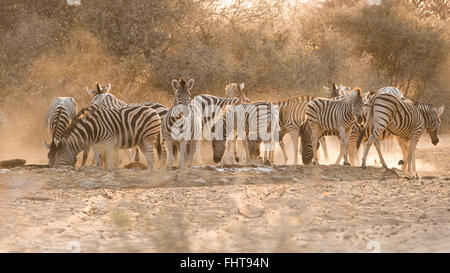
[43,80,444,178]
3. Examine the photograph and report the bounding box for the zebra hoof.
[398,160,405,165]
[235,157,240,163]
[343,162,350,166]
[361,165,366,169]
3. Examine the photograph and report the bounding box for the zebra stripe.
[378,86,403,98]
[192,94,244,164]
[359,93,443,176]
[161,78,197,169]
[268,95,332,165]
[211,101,278,164]
[44,97,78,167]
[305,88,364,165]
[53,105,161,170]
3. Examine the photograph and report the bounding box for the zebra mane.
[62,105,100,140]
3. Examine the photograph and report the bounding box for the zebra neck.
[417,104,432,128]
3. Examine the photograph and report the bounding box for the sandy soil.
[0,136,449,253]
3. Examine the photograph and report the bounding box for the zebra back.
[45,97,78,141]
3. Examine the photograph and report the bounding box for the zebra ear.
[43,141,51,149]
[437,106,444,117]
[239,82,245,90]
[105,83,111,93]
[96,82,102,93]
[172,79,180,90]
[86,87,96,96]
[332,83,338,92]
[185,79,194,89]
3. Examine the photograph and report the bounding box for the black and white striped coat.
[44,97,78,167]
[305,88,364,165]
[270,95,330,165]
[53,105,161,170]
[211,101,278,164]
[161,78,198,169]
[191,94,243,164]
[358,93,444,176]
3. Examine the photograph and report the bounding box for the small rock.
[442,177,450,181]
[292,177,300,182]
[219,178,230,183]
[193,178,207,184]
[0,169,10,174]
[80,180,101,189]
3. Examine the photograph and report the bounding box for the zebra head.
[348,88,364,124]
[172,78,194,106]
[324,83,351,98]
[212,139,226,163]
[418,103,444,145]
[43,138,59,167]
[225,82,251,103]
[85,83,111,97]
[53,138,77,167]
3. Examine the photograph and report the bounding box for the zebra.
[43,97,78,167]
[225,82,251,103]
[211,101,278,165]
[161,78,199,169]
[85,83,169,166]
[53,104,161,170]
[268,95,331,165]
[357,93,444,177]
[191,94,243,165]
[376,86,403,152]
[305,88,364,165]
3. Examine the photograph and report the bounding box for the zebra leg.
[373,139,388,168]
[139,141,155,170]
[278,134,288,164]
[195,141,203,166]
[396,137,409,172]
[104,147,114,171]
[188,141,197,168]
[166,140,174,169]
[241,139,250,165]
[179,140,187,168]
[288,130,299,165]
[361,137,374,168]
[319,137,329,162]
[334,138,344,165]
[81,147,90,167]
[338,127,351,166]
[348,140,356,166]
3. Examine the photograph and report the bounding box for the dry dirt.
[0,136,449,253]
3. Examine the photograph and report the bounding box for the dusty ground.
[0,136,449,253]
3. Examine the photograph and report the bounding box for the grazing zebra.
[305,88,364,165]
[357,93,444,177]
[211,101,278,165]
[268,95,330,165]
[161,78,199,169]
[191,94,243,165]
[43,97,78,167]
[225,82,251,103]
[53,105,161,170]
